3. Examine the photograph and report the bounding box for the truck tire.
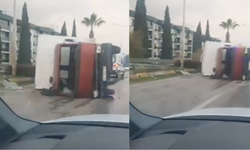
[106,89,115,95]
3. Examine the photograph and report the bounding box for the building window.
[158,26,162,32]
[0,19,8,26]
[187,40,192,45]
[174,37,180,43]
[1,53,9,63]
[1,43,6,49]
[147,21,152,28]
[155,25,158,31]
[131,18,134,26]
[1,32,9,40]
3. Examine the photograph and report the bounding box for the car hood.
[163,107,250,119]
[43,114,129,123]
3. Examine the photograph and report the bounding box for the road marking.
[192,93,223,110]
[192,81,241,110]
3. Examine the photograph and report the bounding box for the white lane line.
[192,81,241,110]
[192,93,223,110]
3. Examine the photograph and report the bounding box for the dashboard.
[130,118,250,149]
[0,122,129,149]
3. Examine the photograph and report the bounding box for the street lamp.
[180,0,186,69]
[111,23,129,49]
[11,0,17,76]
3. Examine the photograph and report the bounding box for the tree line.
[60,13,105,38]
[130,0,239,59]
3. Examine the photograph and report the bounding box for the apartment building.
[0,11,12,64]
[16,27,39,64]
[16,20,60,64]
[130,9,194,59]
[0,10,60,64]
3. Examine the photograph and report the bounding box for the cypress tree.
[205,20,211,42]
[60,21,67,36]
[193,22,202,52]
[72,19,77,37]
[133,0,149,58]
[161,6,172,59]
[18,2,31,64]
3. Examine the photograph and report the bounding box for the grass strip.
[130,70,200,84]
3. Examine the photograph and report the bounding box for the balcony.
[174,40,181,44]
[0,25,10,31]
[185,49,192,52]
[1,36,10,41]
[174,47,180,51]
[148,26,152,30]
[172,33,181,37]
[158,29,163,33]
[2,48,9,52]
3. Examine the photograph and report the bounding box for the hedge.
[174,59,201,69]
[5,65,35,77]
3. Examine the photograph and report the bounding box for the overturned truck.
[35,35,120,99]
[201,41,250,81]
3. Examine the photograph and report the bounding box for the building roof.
[130,9,222,40]
[129,9,193,33]
[0,11,13,22]
[16,19,60,35]
[0,10,60,35]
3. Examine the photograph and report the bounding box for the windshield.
[0,0,129,122]
[129,0,249,118]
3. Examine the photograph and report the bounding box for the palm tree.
[81,13,105,39]
[219,19,239,43]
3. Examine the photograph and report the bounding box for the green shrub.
[174,59,201,69]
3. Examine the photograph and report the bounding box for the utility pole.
[11,0,17,76]
[112,23,128,50]
[180,0,186,69]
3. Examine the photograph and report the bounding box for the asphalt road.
[130,74,250,117]
[1,72,129,122]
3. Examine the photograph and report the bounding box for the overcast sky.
[130,0,250,46]
[0,0,129,54]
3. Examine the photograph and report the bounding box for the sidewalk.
[0,76,34,90]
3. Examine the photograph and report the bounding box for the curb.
[7,77,34,83]
[130,69,197,80]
